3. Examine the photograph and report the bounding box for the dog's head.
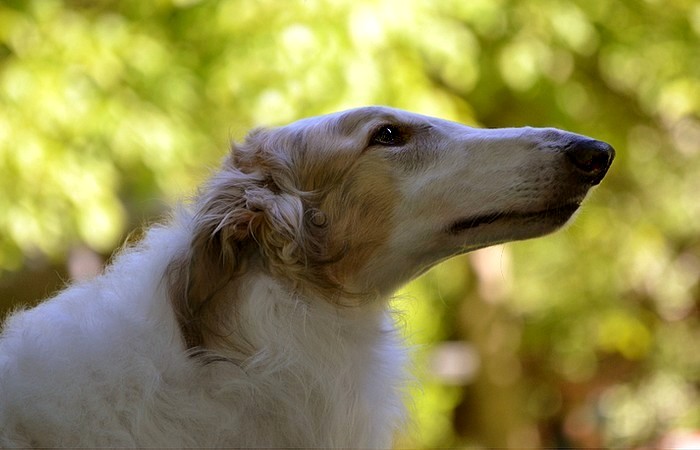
[169,106,614,348]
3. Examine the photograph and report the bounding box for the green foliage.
[1,0,699,447]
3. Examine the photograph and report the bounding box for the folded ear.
[166,152,330,350]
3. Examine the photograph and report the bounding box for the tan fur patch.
[319,154,399,296]
[167,112,402,349]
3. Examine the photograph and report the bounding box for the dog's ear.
[167,134,329,350]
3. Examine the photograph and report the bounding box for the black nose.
[565,138,615,185]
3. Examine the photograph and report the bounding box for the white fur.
[0,106,612,447]
[0,222,405,447]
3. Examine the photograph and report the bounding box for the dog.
[0,106,614,448]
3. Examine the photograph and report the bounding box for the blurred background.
[0,0,699,448]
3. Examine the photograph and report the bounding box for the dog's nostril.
[565,139,615,183]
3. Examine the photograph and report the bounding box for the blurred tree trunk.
[452,247,539,448]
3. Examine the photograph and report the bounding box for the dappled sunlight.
[1,0,699,447]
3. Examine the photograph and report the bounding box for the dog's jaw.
[446,202,582,235]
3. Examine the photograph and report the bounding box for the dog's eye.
[369,125,405,147]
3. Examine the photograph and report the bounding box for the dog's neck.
[204,272,395,367]
[195,272,407,446]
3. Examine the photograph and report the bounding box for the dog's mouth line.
[447,202,582,234]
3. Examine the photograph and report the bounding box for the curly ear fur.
[166,131,338,350]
